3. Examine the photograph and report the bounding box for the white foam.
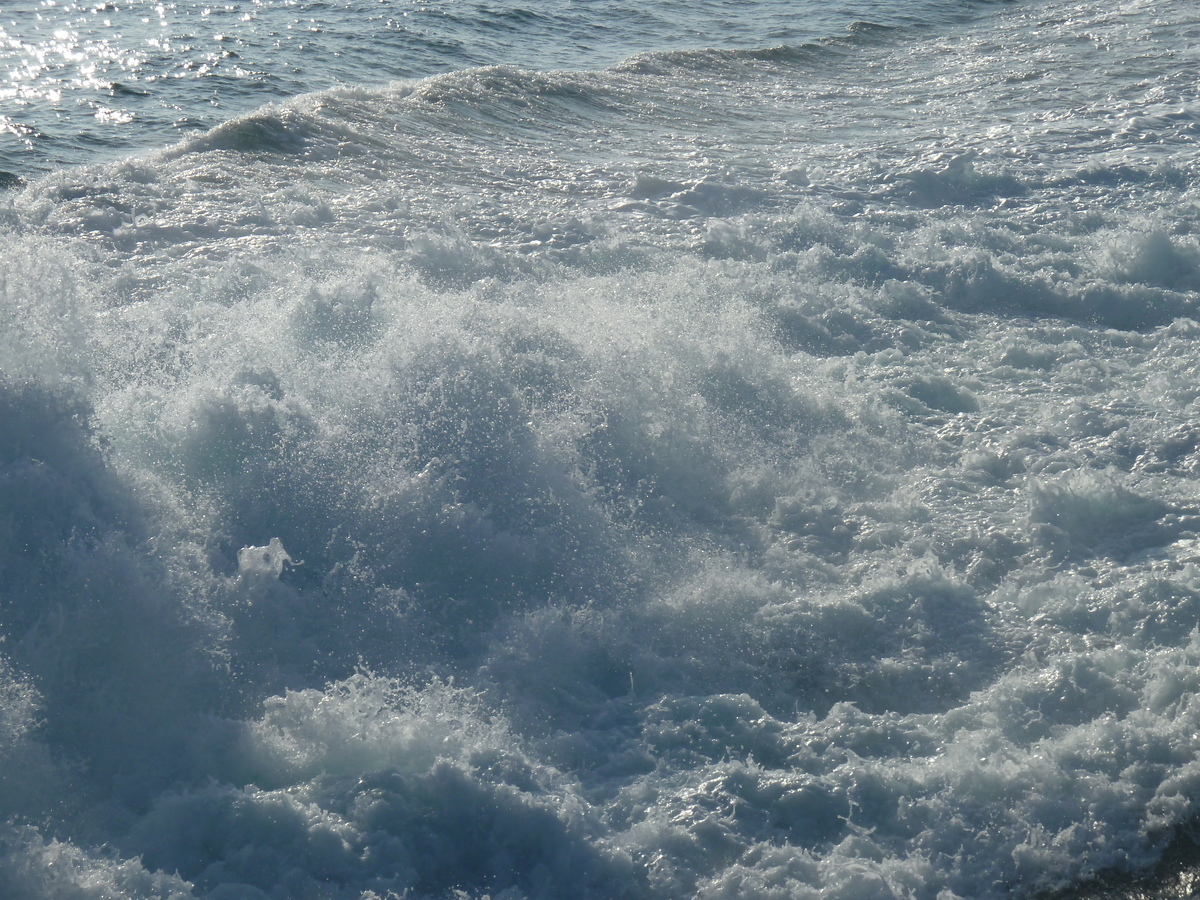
[4,0,1200,897]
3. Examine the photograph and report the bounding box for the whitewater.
[3,0,1200,897]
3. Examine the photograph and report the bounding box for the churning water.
[3,1,1200,898]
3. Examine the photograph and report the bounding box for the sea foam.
[3,0,1200,897]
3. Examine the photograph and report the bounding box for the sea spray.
[3,0,1200,897]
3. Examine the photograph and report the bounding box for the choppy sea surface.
[3,1,1200,898]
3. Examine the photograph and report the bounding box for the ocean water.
[2,0,1200,898]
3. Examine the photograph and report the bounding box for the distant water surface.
[1,0,969,176]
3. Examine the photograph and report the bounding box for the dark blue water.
[1,0,974,177]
